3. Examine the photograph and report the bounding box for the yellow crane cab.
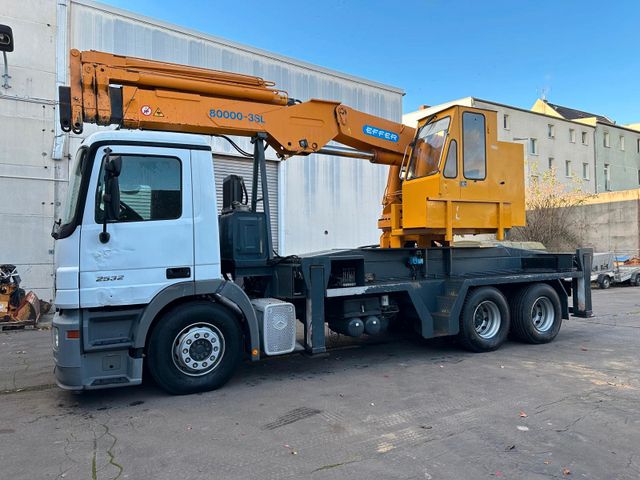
[380,105,525,248]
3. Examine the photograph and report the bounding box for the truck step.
[436,295,456,314]
[431,312,453,336]
[443,280,464,297]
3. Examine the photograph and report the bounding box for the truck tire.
[458,287,510,352]
[147,301,242,395]
[597,275,611,289]
[631,274,639,287]
[509,283,561,344]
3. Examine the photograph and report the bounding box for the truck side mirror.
[0,25,14,52]
[103,155,122,222]
[99,151,122,243]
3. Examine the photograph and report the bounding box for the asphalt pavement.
[1,288,639,479]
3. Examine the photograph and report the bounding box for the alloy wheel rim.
[172,322,225,376]
[473,300,501,339]
[531,297,554,333]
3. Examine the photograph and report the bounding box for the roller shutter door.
[213,154,279,252]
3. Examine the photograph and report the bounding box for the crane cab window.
[462,112,486,180]
[443,140,458,178]
[406,117,450,179]
[95,155,182,223]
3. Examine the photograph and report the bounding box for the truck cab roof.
[81,130,212,150]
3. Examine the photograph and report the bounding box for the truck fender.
[134,280,260,361]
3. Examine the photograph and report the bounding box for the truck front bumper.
[52,309,143,390]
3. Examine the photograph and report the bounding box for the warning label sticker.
[141,105,152,116]
[153,108,164,117]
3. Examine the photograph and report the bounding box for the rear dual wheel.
[509,283,562,344]
[457,283,562,352]
[458,287,510,352]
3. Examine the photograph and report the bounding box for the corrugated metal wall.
[67,0,404,256]
[213,156,279,252]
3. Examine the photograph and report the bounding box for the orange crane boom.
[60,49,414,167]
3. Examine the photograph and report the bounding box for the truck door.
[78,145,194,308]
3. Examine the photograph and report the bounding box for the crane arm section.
[59,49,414,166]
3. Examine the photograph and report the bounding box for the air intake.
[251,298,296,356]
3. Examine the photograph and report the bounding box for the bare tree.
[508,166,591,250]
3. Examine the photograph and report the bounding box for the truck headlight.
[53,327,59,349]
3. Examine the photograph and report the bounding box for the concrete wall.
[594,123,640,193]
[571,189,640,253]
[404,98,597,193]
[0,0,60,301]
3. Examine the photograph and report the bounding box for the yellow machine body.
[379,105,525,247]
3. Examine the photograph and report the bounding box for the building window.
[548,124,555,138]
[548,157,554,170]
[604,131,610,148]
[582,131,588,145]
[529,138,538,155]
[530,175,539,185]
[583,162,589,180]
[503,114,510,130]
[569,129,576,143]
[604,164,611,190]
[637,138,640,153]
[565,160,572,177]
[638,169,640,185]
[620,136,625,151]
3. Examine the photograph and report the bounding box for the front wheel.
[147,301,242,395]
[598,275,611,289]
[458,287,510,352]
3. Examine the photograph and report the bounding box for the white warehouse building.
[0,0,404,302]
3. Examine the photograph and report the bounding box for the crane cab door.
[458,110,488,202]
[401,114,460,235]
[78,145,194,308]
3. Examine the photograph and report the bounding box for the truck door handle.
[460,180,467,187]
[166,267,191,279]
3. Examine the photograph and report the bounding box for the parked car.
[592,252,640,289]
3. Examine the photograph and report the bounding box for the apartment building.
[533,100,640,193]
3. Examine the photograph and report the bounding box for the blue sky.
[100,0,639,124]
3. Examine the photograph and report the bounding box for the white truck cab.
[52,131,274,393]
[54,130,220,310]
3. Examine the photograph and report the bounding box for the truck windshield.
[406,117,450,179]
[61,147,87,226]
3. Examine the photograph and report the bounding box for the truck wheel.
[147,301,242,395]
[458,287,510,352]
[598,276,611,289]
[509,283,561,344]
[631,274,639,287]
